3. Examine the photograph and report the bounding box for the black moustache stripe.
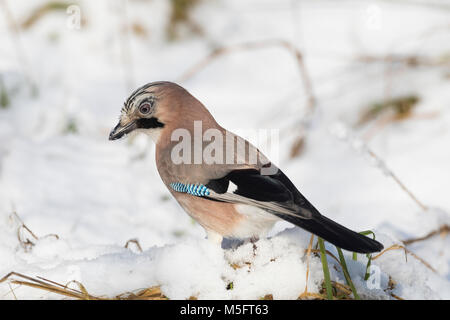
[135,117,165,129]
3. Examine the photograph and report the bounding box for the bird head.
[109,81,217,143]
[109,81,176,141]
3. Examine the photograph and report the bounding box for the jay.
[109,81,383,253]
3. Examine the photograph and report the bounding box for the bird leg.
[250,236,259,256]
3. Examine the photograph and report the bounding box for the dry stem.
[366,149,429,211]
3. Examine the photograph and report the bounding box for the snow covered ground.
[0,0,449,299]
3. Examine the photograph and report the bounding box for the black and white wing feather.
[205,169,314,219]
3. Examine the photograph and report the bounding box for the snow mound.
[1,218,448,300]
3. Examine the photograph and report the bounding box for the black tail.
[279,213,384,254]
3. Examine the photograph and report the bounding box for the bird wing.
[203,168,317,220]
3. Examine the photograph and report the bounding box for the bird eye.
[139,103,151,115]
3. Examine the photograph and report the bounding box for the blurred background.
[0,0,449,298]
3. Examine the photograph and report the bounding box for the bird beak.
[109,120,137,141]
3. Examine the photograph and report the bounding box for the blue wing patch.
[170,182,211,197]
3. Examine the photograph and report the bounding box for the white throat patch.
[145,128,162,143]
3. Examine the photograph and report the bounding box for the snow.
[1,0,449,299]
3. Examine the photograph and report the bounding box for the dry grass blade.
[385,276,404,300]
[332,281,353,296]
[0,272,102,300]
[372,244,407,261]
[1,271,170,300]
[12,211,38,239]
[372,244,437,273]
[11,211,60,252]
[12,212,38,251]
[63,280,92,300]
[289,135,306,159]
[12,281,91,300]
[124,238,143,253]
[135,287,165,299]
[316,280,354,300]
[391,293,404,300]
[299,234,315,298]
[229,263,241,270]
[298,292,325,300]
[118,287,167,300]
[403,225,450,245]
[309,249,340,265]
[21,1,72,29]
[41,234,60,240]
[357,95,420,127]
[8,283,17,300]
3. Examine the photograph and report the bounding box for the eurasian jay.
[109,81,383,253]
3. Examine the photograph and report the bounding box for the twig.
[366,149,429,211]
[177,39,316,112]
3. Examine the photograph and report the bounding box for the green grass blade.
[359,230,376,238]
[354,230,376,281]
[318,237,333,300]
[336,247,360,300]
[364,255,373,281]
